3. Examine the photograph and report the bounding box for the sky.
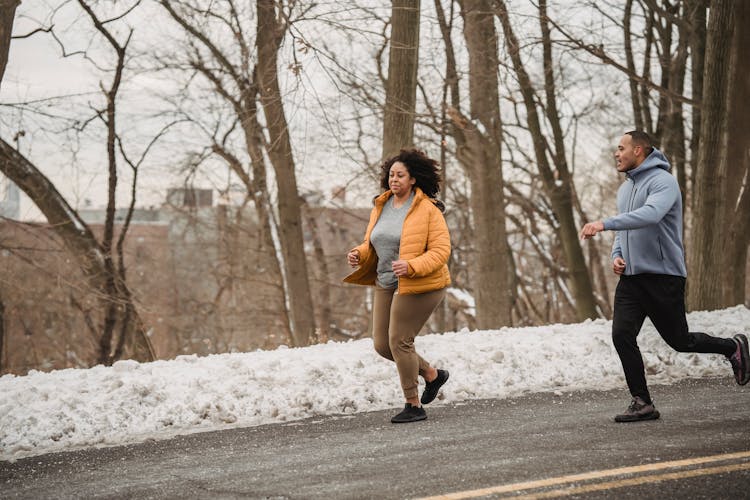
[0,1,383,220]
[1,305,748,462]
[1,1,624,222]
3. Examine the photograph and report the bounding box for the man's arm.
[611,230,622,260]
[580,220,604,240]
[603,175,679,231]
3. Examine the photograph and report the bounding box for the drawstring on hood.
[626,148,671,179]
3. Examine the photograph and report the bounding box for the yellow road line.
[417,450,750,500]
[511,462,750,499]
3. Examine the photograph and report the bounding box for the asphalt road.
[2,377,749,499]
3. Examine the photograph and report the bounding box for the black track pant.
[611,274,735,403]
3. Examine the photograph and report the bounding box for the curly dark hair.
[379,148,442,198]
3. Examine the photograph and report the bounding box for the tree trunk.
[687,0,706,204]
[687,0,734,310]
[0,4,152,364]
[626,2,688,202]
[623,0,645,131]
[257,0,315,346]
[78,0,151,365]
[382,0,421,159]
[304,207,333,342]
[456,0,513,328]
[722,1,750,306]
[494,0,598,321]
[433,0,459,333]
[0,0,18,90]
[213,122,295,346]
[660,13,689,208]
[0,293,5,374]
[0,140,154,362]
[160,0,295,346]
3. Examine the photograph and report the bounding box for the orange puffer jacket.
[343,187,451,295]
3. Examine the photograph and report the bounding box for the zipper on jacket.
[396,193,423,294]
[624,178,637,274]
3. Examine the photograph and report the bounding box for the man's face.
[615,135,639,173]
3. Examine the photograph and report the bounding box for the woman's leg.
[388,288,446,400]
[371,286,396,361]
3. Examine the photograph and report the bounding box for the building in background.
[0,177,20,220]
[0,187,381,375]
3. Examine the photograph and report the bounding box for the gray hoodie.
[603,148,687,277]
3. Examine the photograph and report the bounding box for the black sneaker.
[391,403,427,423]
[614,396,660,423]
[421,369,449,405]
[728,334,750,385]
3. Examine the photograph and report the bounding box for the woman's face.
[389,162,415,197]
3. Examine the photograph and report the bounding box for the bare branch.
[545,12,698,107]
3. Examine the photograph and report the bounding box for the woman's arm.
[406,207,451,277]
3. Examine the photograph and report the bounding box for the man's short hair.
[626,130,654,157]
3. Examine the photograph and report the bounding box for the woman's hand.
[347,249,361,268]
[392,259,409,277]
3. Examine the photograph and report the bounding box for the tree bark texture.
[687,0,734,310]
[257,0,316,346]
[0,0,18,90]
[722,0,750,306]
[0,293,5,374]
[456,0,514,328]
[626,2,688,203]
[659,10,688,209]
[687,0,706,200]
[382,0,421,159]
[623,0,645,132]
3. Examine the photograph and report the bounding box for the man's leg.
[643,275,735,357]
[612,276,650,402]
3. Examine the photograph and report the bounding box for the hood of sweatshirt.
[626,148,671,179]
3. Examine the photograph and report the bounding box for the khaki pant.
[372,286,446,399]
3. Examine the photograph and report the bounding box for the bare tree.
[493,0,598,321]
[303,206,333,342]
[158,2,278,346]
[158,0,316,347]
[255,0,317,346]
[0,1,155,365]
[688,0,749,310]
[722,0,750,306]
[549,1,696,211]
[0,0,19,89]
[438,0,514,327]
[0,292,5,372]
[382,0,421,158]
[77,0,144,363]
[0,140,155,364]
[622,0,689,205]
[686,0,706,197]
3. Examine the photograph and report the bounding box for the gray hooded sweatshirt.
[603,148,687,277]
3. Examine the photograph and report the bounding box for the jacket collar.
[626,147,671,180]
[374,186,428,208]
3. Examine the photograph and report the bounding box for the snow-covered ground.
[1,306,748,462]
